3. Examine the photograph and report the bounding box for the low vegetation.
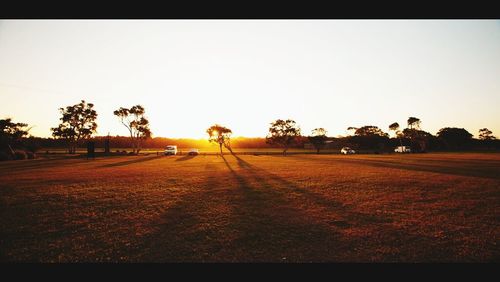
[1,153,498,262]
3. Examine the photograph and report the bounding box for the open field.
[0,153,499,262]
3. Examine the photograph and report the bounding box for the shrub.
[14,150,27,160]
[0,151,13,161]
[26,151,36,159]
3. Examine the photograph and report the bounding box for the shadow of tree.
[289,155,500,180]
[175,155,197,162]
[138,155,398,262]
[0,155,92,171]
[99,155,162,168]
[230,155,393,225]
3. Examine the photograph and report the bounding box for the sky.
[0,20,499,139]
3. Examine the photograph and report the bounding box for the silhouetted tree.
[308,128,328,154]
[436,127,473,150]
[402,128,432,152]
[266,119,301,155]
[51,100,98,154]
[113,105,152,154]
[479,128,496,140]
[0,118,31,155]
[354,126,388,137]
[389,122,403,147]
[407,117,421,130]
[206,124,232,155]
[348,125,390,152]
[403,117,432,152]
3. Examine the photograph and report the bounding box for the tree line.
[1,100,499,160]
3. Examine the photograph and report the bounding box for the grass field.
[0,153,499,262]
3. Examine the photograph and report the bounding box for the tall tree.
[51,100,98,154]
[266,119,301,155]
[206,124,232,155]
[407,117,421,130]
[113,105,152,154]
[389,122,403,147]
[308,128,328,154]
[479,128,496,140]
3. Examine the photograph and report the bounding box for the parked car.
[188,148,199,155]
[164,145,178,155]
[394,146,411,153]
[340,147,355,154]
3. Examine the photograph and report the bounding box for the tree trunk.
[219,143,223,155]
[68,141,75,154]
[130,131,135,154]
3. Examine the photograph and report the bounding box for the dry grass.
[0,153,499,262]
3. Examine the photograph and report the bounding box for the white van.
[340,147,356,154]
[164,145,178,155]
[394,146,411,153]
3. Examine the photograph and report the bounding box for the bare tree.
[113,105,152,154]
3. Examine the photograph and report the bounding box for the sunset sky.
[0,20,499,139]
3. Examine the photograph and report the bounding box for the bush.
[0,151,13,161]
[14,150,27,160]
[26,151,36,159]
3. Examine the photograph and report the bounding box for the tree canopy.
[479,128,496,140]
[436,127,473,150]
[113,105,151,154]
[51,100,98,154]
[266,119,301,155]
[206,124,232,154]
[353,126,388,137]
[308,128,328,154]
[407,117,421,130]
[0,118,31,154]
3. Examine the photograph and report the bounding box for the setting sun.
[1,18,499,264]
[1,20,499,139]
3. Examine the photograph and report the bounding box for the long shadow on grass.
[0,155,97,172]
[134,156,352,262]
[227,155,483,262]
[133,155,468,262]
[289,155,500,180]
[230,155,393,225]
[175,155,197,162]
[131,160,233,262]
[99,155,162,168]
